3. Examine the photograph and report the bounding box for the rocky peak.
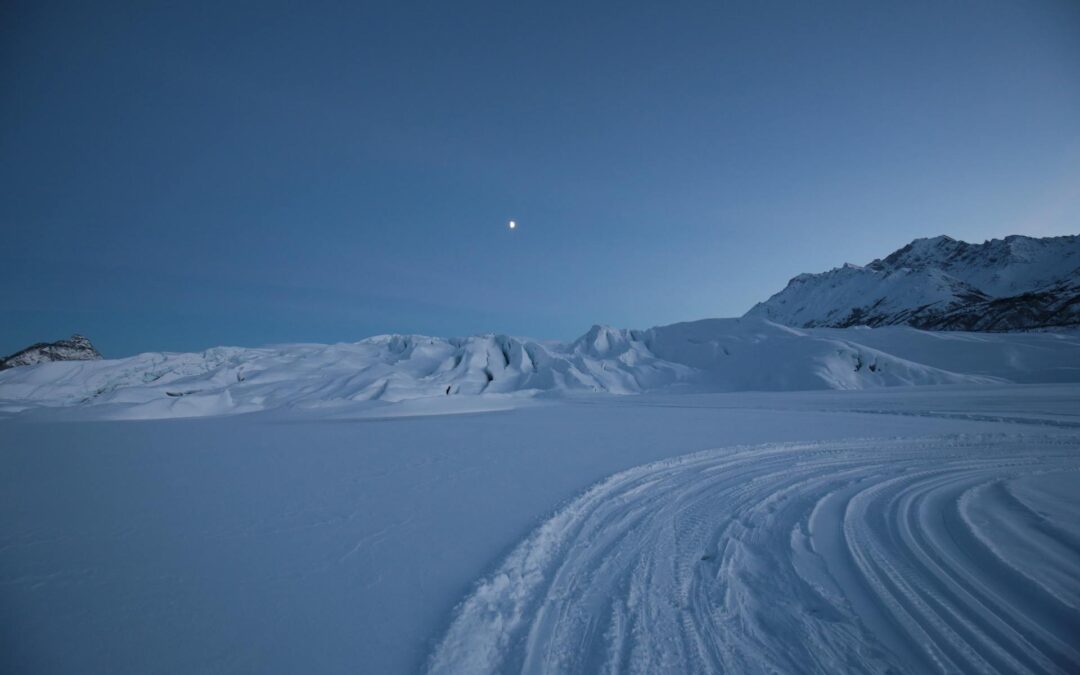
[0,334,103,370]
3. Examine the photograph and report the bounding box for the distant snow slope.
[746,234,1080,330]
[1,318,1078,419]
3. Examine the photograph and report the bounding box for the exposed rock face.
[746,234,1080,331]
[0,334,103,370]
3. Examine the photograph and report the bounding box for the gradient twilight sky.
[3,1,1079,356]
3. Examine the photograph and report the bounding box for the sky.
[2,0,1079,357]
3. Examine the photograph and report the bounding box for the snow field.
[3,385,1079,673]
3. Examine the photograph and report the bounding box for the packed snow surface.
[429,436,1080,674]
[2,318,1078,419]
[2,385,1079,674]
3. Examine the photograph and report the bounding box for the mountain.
[2,318,1078,419]
[0,334,102,371]
[745,234,1080,330]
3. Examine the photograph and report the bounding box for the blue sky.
[2,0,1078,356]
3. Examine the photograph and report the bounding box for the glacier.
[2,318,1078,420]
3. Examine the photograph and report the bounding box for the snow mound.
[643,318,1001,391]
[1,319,1078,419]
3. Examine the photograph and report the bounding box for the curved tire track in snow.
[428,436,1080,674]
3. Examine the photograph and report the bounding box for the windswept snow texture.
[429,436,1080,674]
[2,319,1078,419]
[746,234,1080,330]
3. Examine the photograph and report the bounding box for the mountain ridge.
[745,234,1080,330]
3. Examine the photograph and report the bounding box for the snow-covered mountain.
[0,334,102,370]
[2,318,1077,419]
[745,234,1080,330]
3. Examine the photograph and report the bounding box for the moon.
[508,220,516,230]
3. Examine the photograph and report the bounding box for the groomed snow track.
[428,436,1080,674]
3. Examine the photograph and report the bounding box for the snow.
[3,317,1080,673]
[887,234,1079,297]
[748,264,978,327]
[2,319,1078,420]
[2,384,1079,673]
[429,435,1080,674]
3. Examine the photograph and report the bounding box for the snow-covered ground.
[431,434,1079,674]
[2,384,1078,674]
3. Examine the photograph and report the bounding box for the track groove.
[428,436,1080,674]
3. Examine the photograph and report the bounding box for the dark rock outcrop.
[0,334,103,370]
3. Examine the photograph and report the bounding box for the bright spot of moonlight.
[508,220,516,230]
